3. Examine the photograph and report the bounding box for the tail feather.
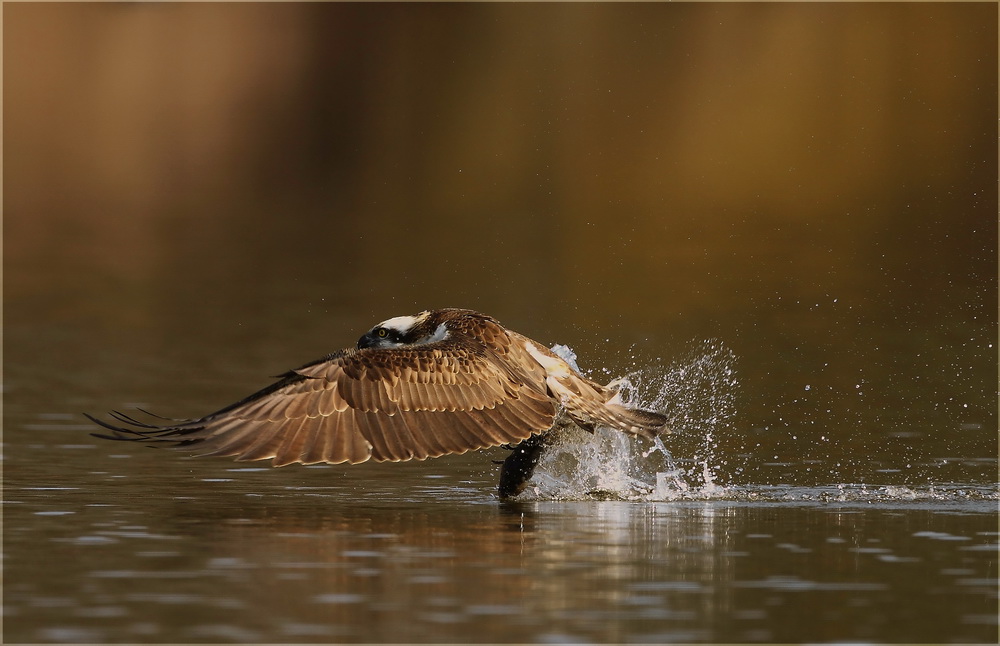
[604,404,668,439]
[544,374,668,439]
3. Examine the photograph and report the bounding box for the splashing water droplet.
[520,339,739,501]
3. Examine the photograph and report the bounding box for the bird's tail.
[552,378,669,439]
[600,403,668,439]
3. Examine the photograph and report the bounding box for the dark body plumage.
[88,309,667,493]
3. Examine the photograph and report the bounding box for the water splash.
[520,340,738,501]
[522,341,998,504]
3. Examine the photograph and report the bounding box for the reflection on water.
[4,456,997,643]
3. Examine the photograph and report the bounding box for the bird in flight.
[88,308,668,497]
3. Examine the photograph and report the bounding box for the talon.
[497,434,547,499]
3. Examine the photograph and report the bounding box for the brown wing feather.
[89,332,558,466]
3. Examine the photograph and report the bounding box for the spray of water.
[517,340,739,501]
[509,341,998,504]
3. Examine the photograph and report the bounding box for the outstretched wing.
[87,340,558,466]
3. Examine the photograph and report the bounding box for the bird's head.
[357,310,451,350]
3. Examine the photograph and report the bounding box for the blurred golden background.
[5,3,996,478]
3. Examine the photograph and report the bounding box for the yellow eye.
[376,328,389,338]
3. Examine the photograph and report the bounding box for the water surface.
[4,448,997,643]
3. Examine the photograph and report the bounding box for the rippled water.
[5,442,998,644]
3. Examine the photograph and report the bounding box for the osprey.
[88,308,668,497]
